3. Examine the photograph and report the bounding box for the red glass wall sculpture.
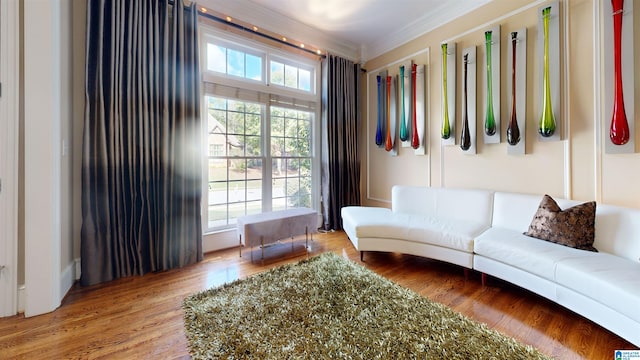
[610,0,630,145]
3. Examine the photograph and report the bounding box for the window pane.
[286,158,300,174]
[209,180,227,205]
[228,100,244,113]
[245,114,261,136]
[210,109,226,130]
[209,204,229,228]
[299,68,311,91]
[227,49,244,77]
[245,200,262,216]
[300,159,311,176]
[227,202,246,223]
[246,179,261,201]
[247,158,262,177]
[210,96,227,110]
[245,135,261,156]
[271,115,285,137]
[246,53,262,80]
[210,160,228,181]
[207,44,226,73]
[209,134,226,156]
[227,111,244,135]
[284,116,297,138]
[246,102,261,114]
[272,178,286,207]
[284,64,297,88]
[298,120,311,156]
[228,158,246,177]
[229,180,246,202]
[270,61,284,85]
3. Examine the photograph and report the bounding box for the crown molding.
[361,1,491,62]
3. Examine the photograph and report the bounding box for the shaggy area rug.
[183,252,551,359]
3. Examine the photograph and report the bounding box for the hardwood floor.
[0,231,634,359]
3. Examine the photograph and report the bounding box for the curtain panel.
[321,54,362,230]
[81,0,202,286]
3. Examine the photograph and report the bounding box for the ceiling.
[243,0,493,61]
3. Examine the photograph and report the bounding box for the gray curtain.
[81,0,202,286]
[321,54,362,230]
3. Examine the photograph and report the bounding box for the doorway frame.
[0,0,20,317]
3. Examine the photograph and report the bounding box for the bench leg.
[239,235,242,257]
[463,268,470,280]
[481,273,487,286]
[360,251,364,262]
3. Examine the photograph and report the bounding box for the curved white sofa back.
[594,204,640,263]
[492,192,640,263]
[392,186,494,226]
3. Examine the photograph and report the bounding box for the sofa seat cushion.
[474,227,592,281]
[340,206,485,253]
[341,206,410,240]
[555,254,640,323]
[404,215,487,253]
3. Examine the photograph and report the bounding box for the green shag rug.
[183,252,551,359]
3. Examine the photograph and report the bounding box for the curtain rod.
[168,0,326,58]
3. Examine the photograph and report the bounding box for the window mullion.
[263,105,272,212]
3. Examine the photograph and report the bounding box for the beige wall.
[361,0,640,210]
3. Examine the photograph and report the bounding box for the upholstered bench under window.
[237,207,318,262]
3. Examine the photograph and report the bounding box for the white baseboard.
[74,258,81,281]
[17,259,79,315]
[60,260,76,300]
[203,229,238,253]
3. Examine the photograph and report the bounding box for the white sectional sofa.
[341,185,640,346]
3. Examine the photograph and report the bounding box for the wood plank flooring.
[0,231,634,359]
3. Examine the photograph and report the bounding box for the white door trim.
[23,0,62,316]
[0,0,20,317]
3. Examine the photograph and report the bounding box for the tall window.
[201,28,319,231]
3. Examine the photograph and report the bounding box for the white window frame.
[268,54,316,95]
[199,25,321,236]
[202,34,266,84]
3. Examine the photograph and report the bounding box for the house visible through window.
[201,28,319,231]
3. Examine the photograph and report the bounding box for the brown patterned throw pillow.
[524,195,598,252]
